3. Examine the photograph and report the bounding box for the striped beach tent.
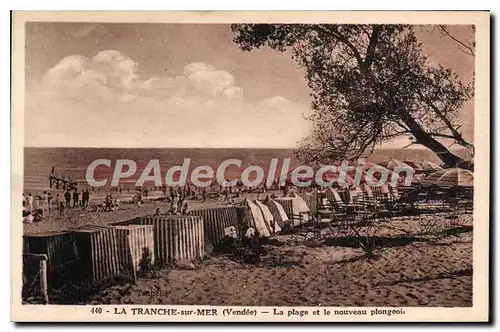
[274,197,294,222]
[245,199,271,238]
[264,198,290,228]
[291,193,311,223]
[255,200,281,234]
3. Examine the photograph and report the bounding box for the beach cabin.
[72,225,130,283]
[190,206,239,250]
[137,215,204,266]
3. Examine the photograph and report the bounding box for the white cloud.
[222,86,243,99]
[91,50,138,88]
[183,62,216,76]
[26,50,311,148]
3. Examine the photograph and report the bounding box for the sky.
[23,23,475,148]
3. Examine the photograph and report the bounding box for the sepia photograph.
[11,11,490,322]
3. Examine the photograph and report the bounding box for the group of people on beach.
[21,180,296,223]
[22,188,93,222]
[166,187,189,215]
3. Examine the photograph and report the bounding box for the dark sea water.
[23,147,469,192]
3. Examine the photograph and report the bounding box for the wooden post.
[39,255,49,304]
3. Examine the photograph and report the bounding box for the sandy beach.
[98,215,472,307]
[30,201,472,307]
[23,194,235,235]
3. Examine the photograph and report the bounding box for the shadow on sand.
[310,225,473,250]
[376,268,473,287]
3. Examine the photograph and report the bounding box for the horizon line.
[22,146,444,150]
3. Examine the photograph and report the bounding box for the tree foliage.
[231,24,474,169]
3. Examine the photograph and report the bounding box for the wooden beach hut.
[137,215,204,266]
[72,225,130,283]
[114,225,155,281]
[23,231,78,286]
[190,206,238,249]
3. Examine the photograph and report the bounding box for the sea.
[22,147,470,193]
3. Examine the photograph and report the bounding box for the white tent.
[255,200,281,234]
[245,199,271,237]
[265,198,290,228]
[291,193,311,224]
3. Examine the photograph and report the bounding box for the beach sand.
[22,192,472,307]
[80,212,472,307]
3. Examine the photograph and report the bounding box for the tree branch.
[439,25,475,56]
[416,89,474,149]
[428,132,458,139]
[318,26,364,67]
[363,26,382,70]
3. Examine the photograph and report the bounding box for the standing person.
[202,187,207,202]
[113,197,120,211]
[170,194,178,215]
[181,201,189,215]
[176,196,183,214]
[47,193,53,212]
[27,193,34,213]
[136,192,142,208]
[64,190,71,208]
[81,189,86,207]
[84,189,90,206]
[55,194,60,209]
[73,190,79,208]
[80,189,85,206]
[161,185,167,201]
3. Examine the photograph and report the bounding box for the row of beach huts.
[22,194,313,303]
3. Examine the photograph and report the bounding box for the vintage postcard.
[11,11,490,322]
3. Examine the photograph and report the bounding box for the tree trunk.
[401,112,473,171]
[415,130,473,171]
